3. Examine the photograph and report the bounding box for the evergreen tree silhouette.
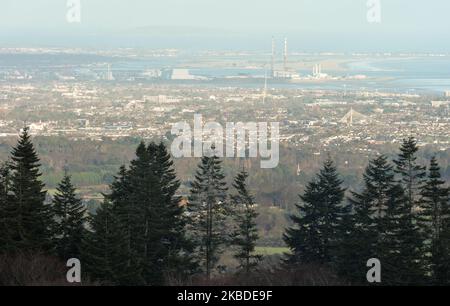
[0,164,13,251]
[82,200,130,285]
[231,170,262,274]
[419,157,450,284]
[52,172,87,260]
[8,127,54,252]
[284,158,345,266]
[393,137,426,284]
[188,147,228,279]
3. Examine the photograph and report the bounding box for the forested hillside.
[0,129,449,285]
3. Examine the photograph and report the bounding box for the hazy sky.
[0,0,449,51]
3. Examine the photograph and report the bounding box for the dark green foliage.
[284,180,322,264]
[125,141,163,284]
[106,165,143,284]
[188,152,229,279]
[394,137,426,209]
[284,158,346,266]
[231,170,262,274]
[84,141,193,285]
[2,127,450,286]
[392,137,427,284]
[379,183,408,284]
[339,155,397,284]
[82,201,132,285]
[419,157,450,284]
[8,127,54,252]
[338,140,432,285]
[333,200,358,283]
[52,173,87,260]
[149,143,197,278]
[0,164,12,251]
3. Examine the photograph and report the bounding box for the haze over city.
[1,0,450,51]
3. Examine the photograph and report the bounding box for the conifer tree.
[8,127,53,252]
[380,183,410,284]
[117,141,185,284]
[52,172,87,260]
[333,200,358,283]
[394,137,426,209]
[284,180,322,265]
[125,141,165,285]
[419,157,450,284]
[389,188,425,284]
[106,165,143,284]
[0,164,12,251]
[82,200,131,285]
[340,155,398,284]
[149,142,197,278]
[230,170,262,274]
[284,158,346,266]
[93,141,194,285]
[393,137,426,284]
[188,149,228,279]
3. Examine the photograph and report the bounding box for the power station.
[270,37,299,79]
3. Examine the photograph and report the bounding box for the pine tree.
[130,141,176,284]
[230,170,262,274]
[393,137,426,284]
[188,150,228,279]
[82,200,130,285]
[333,201,358,283]
[0,164,12,251]
[340,155,399,284]
[106,165,143,284]
[284,158,346,266]
[419,157,450,284]
[8,127,53,252]
[149,142,197,279]
[381,183,410,285]
[284,180,322,265]
[98,141,194,285]
[394,137,426,210]
[52,172,87,260]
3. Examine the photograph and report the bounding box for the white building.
[431,101,450,108]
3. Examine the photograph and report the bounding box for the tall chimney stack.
[283,38,288,72]
[271,37,275,78]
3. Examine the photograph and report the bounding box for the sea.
[1,52,449,94]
